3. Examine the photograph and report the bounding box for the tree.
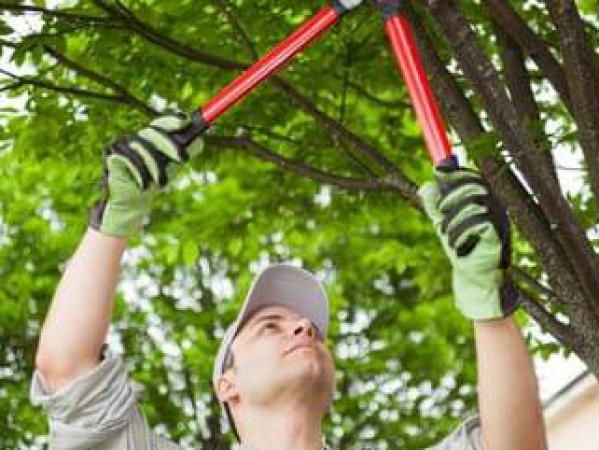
[0,0,597,448]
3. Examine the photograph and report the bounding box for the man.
[31,115,548,449]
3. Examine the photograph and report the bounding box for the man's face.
[220,305,335,411]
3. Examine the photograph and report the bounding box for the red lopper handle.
[384,14,454,168]
[172,3,356,148]
[201,5,342,125]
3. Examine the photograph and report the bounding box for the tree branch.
[212,0,258,60]
[494,21,558,183]
[544,0,599,208]
[206,135,417,202]
[0,2,109,24]
[236,124,301,145]
[43,46,157,117]
[345,79,409,109]
[0,81,24,93]
[482,0,573,112]
[0,38,17,49]
[515,285,576,351]
[509,267,559,303]
[423,2,554,193]
[0,68,146,111]
[272,78,411,180]
[91,0,245,70]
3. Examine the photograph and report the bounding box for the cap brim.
[237,264,329,337]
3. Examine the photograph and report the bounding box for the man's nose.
[293,317,316,338]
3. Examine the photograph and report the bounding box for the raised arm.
[35,230,127,391]
[475,317,546,449]
[419,167,547,450]
[34,114,204,392]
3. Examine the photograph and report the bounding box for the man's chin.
[260,359,334,408]
[285,355,332,386]
[278,348,335,389]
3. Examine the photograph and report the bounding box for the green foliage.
[0,0,573,448]
[577,0,598,14]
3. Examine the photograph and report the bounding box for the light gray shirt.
[30,354,482,449]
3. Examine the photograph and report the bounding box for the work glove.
[418,167,518,321]
[90,113,205,238]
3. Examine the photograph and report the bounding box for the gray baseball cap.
[212,263,329,435]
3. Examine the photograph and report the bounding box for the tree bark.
[494,22,558,183]
[482,0,573,112]
[545,0,599,210]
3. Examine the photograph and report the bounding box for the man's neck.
[237,402,324,450]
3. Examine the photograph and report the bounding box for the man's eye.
[263,322,278,331]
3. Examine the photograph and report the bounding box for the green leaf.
[0,20,13,36]
[181,239,199,265]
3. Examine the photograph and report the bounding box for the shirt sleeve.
[30,352,154,450]
[427,416,483,450]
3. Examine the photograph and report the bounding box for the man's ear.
[215,372,240,404]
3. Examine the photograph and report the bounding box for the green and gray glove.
[418,167,518,321]
[90,113,205,237]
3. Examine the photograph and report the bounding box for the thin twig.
[206,134,404,195]
[237,125,300,145]
[0,81,25,93]
[0,74,137,107]
[0,39,18,49]
[345,80,409,109]
[212,0,258,60]
[482,0,573,112]
[0,2,109,24]
[43,46,157,116]
[91,0,244,70]
[0,66,153,115]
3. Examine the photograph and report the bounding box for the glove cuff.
[89,189,152,238]
[454,271,519,321]
[499,275,519,317]
[89,200,143,238]
[89,194,108,233]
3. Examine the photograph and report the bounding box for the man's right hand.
[89,113,204,238]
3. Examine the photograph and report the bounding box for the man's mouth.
[285,339,317,355]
